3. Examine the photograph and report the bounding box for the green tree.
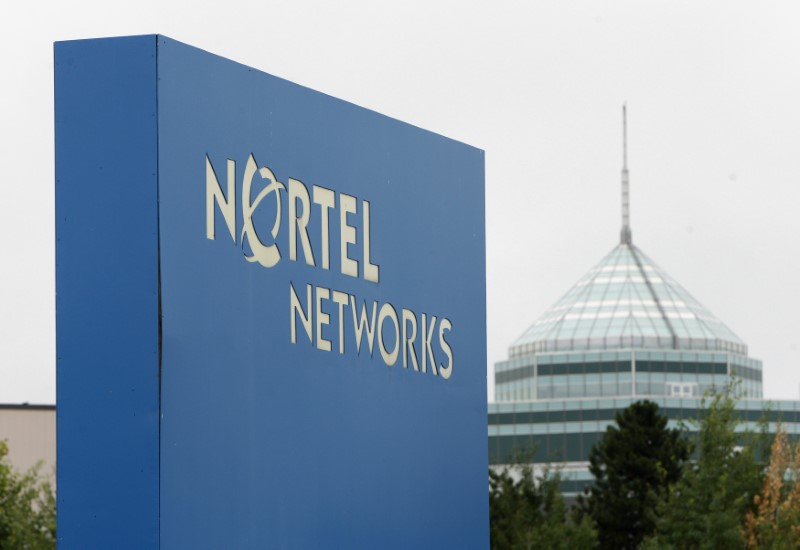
[489,460,597,550]
[582,400,690,550]
[646,383,768,550]
[0,440,56,549]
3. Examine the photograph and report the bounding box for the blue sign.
[56,35,487,548]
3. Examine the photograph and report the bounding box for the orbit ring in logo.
[240,153,285,268]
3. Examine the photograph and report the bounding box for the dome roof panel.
[510,244,747,357]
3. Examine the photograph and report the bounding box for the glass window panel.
[566,433,582,462]
[569,384,585,398]
[583,432,602,456]
[547,434,565,462]
[602,383,618,396]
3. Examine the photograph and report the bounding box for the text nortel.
[206,153,455,379]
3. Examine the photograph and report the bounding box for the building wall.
[0,405,56,476]
[495,350,763,402]
[488,397,800,498]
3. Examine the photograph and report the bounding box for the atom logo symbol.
[240,153,285,268]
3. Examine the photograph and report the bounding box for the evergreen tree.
[489,461,597,550]
[582,400,689,550]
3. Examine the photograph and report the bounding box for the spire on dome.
[620,104,632,245]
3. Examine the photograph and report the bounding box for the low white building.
[0,404,56,477]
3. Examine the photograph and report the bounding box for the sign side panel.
[55,35,160,549]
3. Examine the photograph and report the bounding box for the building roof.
[510,242,747,357]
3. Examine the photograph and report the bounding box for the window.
[666,382,697,398]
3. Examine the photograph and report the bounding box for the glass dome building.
[488,108,799,497]
[497,241,762,404]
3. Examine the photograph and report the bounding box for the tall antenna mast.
[620,104,632,245]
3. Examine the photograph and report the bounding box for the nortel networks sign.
[56,35,487,549]
[206,153,454,378]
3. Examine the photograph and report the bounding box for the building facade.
[488,109,799,498]
[0,404,56,476]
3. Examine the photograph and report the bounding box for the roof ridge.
[629,244,678,349]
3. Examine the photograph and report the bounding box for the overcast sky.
[1,1,799,404]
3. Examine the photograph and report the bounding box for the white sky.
[1,1,799,404]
